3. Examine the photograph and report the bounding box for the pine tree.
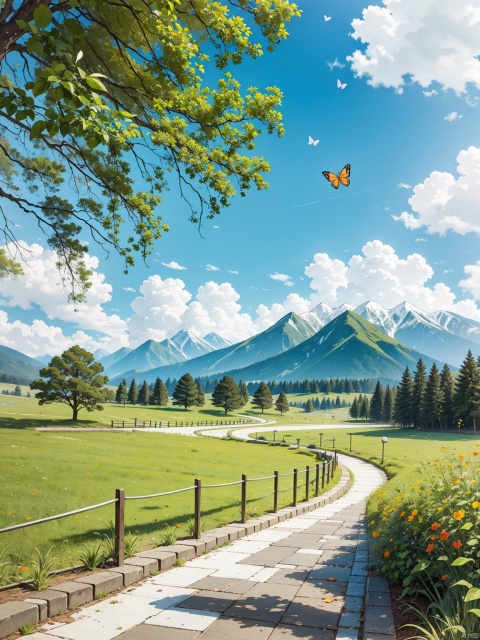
[412,359,427,428]
[359,396,369,421]
[239,381,249,405]
[453,350,480,431]
[150,378,161,405]
[13,385,22,396]
[424,363,442,430]
[211,376,244,414]
[392,367,413,428]
[349,397,359,420]
[335,395,341,408]
[305,398,314,413]
[320,398,327,410]
[251,382,273,414]
[159,380,169,406]
[439,364,454,429]
[196,384,205,407]
[116,379,128,406]
[127,379,138,405]
[369,381,384,422]
[314,382,320,394]
[172,374,199,410]
[382,386,393,423]
[138,380,150,405]
[275,391,289,415]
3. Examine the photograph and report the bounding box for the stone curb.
[0,464,353,639]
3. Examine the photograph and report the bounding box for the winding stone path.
[18,453,396,640]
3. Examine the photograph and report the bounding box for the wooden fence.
[110,418,250,428]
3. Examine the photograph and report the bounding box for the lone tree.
[127,379,138,405]
[211,376,243,415]
[0,0,300,301]
[251,382,273,413]
[172,374,198,410]
[151,378,169,406]
[115,379,127,406]
[30,345,112,420]
[275,391,289,416]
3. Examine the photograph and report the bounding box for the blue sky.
[1,0,480,357]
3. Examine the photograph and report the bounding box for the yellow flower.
[472,501,480,509]
[437,507,443,512]
[400,511,406,517]
[407,515,414,521]
[453,509,465,520]
[458,454,466,460]
[434,458,440,462]
[411,509,418,516]
[440,447,446,451]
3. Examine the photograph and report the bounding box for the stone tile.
[49,581,93,608]
[75,571,123,598]
[152,567,214,588]
[281,551,322,568]
[25,598,47,621]
[163,545,196,561]
[365,590,391,608]
[177,539,207,554]
[135,550,176,570]
[187,550,251,570]
[238,546,295,567]
[296,580,346,599]
[224,582,298,623]
[344,595,363,611]
[249,567,279,583]
[363,606,395,635]
[317,550,355,566]
[221,540,270,554]
[281,596,342,629]
[349,575,367,584]
[319,540,357,550]
[200,617,275,640]
[208,528,241,542]
[339,610,361,628]
[146,608,219,631]
[189,576,255,594]
[0,600,39,638]
[266,568,310,586]
[15,635,57,640]
[199,536,218,552]
[27,589,67,616]
[212,564,264,581]
[270,625,334,639]
[115,625,199,640]
[124,557,158,576]
[107,566,143,586]
[126,582,194,603]
[271,538,322,549]
[175,590,238,612]
[366,576,390,592]
[243,530,291,543]
[336,631,359,640]
[308,566,351,582]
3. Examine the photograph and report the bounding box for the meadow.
[0,426,335,581]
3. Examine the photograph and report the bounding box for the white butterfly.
[324,15,331,21]
[337,79,347,89]
[308,135,320,146]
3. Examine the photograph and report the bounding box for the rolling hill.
[0,345,41,382]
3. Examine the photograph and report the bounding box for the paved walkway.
[24,456,395,640]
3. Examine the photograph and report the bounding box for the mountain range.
[302,301,480,367]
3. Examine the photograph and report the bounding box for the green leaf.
[467,609,480,618]
[451,557,474,566]
[33,4,52,29]
[26,38,44,56]
[465,588,480,602]
[452,580,473,588]
[461,521,474,530]
[16,19,31,30]
[437,555,449,561]
[85,77,107,92]
[76,50,84,63]
[411,560,430,573]
[29,120,46,140]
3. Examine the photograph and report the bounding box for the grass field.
[0,427,338,579]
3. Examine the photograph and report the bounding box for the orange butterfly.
[322,164,350,189]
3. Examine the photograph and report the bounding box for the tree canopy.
[30,345,113,419]
[211,375,243,414]
[0,0,300,302]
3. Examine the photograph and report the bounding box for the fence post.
[315,463,320,497]
[322,462,326,489]
[194,479,202,539]
[274,470,279,512]
[115,488,125,567]
[241,474,247,523]
[122,421,125,428]
[293,469,298,507]
[305,465,310,502]
[326,460,331,484]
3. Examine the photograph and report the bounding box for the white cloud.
[423,89,438,97]
[397,183,412,189]
[0,242,127,342]
[255,294,312,331]
[459,261,480,299]
[205,264,220,271]
[122,287,136,292]
[213,225,220,229]
[228,270,239,275]
[326,58,345,71]
[269,272,294,286]
[161,261,187,270]
[394,146,480,235]
[444,112,463,121]
[347,0,480,95]
[415,238,427,242]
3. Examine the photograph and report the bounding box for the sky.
[1,0,480,358]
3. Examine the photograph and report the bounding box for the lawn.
[0,427,336,580]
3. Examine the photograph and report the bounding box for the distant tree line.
[0,372,30,385]
[349,385,396,422]
[1,386,28,397]
[391,351,480,431]
[290,396,351,412]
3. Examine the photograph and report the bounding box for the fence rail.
[0,447,338,569]
[110,418,250,428]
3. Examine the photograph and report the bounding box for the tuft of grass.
[79,541,105,570]
[159,526,177,546]
[28,547,56,591]
[19,623,36,635]
[124,531,139,558]
[174,558,185,567]
[185,518,206,538]
[95,591,107,599]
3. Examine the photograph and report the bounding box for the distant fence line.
[0,448,337,566]
[110,418,250,428]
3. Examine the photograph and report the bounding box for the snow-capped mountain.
[301,301,480,366]
[203,333,231,350]
[168,330,215,360]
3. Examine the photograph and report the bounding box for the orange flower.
[431,536,437,541]
[426,544,435,553]
[441,575,448,581]
[473,451,478,456]
[372,531,380,538]
[453,509,465,520]
[400,511,406,517]
[440,530,450,541]
[411,509,418,516]
[458,454,466,460]
[431,522,441,531]
[453,540,462,549]
[384,550,390,558]
[472,501,480,509]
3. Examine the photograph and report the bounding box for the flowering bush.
[369,448,480,631]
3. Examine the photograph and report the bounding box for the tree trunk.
[72,406,78,420]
